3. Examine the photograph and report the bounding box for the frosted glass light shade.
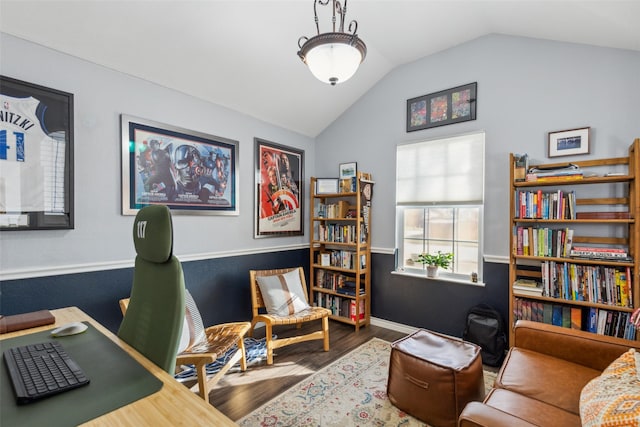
[298,32,367,86]
[305,43,363,85]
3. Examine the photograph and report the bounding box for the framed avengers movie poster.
[0,76,74,231]
[254,138,304,237]
[121,115,238,215]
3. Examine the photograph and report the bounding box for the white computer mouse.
[50,322,88,337]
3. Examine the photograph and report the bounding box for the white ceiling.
[1,1,639,137]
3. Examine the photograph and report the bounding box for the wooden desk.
[1,307,237,426]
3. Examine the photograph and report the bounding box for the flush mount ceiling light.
[297,0,367,86]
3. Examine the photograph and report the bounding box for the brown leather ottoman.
[387,329,485,427]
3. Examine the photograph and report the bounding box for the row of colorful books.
[315,270,364,295]
[514,189,577,219]
[513,226,573,257]
[540,261,633,307]
[514,298,636,339]
[315,270,347,291]
[314,294,365,321]
[317,250,366,270]
[317,222,366,244]
[316,201,354,219]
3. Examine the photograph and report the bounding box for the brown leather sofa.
[459,319,640,426]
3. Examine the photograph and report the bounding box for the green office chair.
[117,205,185,373]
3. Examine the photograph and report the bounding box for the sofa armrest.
[514,320,640,371]
[458,402,537,427]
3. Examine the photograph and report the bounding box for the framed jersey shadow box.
[0,75,74,231]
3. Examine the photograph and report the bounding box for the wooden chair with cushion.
[120,291,251,404]
[249,267,331,365]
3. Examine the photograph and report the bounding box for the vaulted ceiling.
[1,1,638,137]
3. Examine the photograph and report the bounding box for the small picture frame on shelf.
[340,178,355,193]
[316,178,339,195]
[548,127,590,158]
[339,162,357,179]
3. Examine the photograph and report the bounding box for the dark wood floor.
[203,320,408,421]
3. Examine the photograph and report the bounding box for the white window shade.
[396,132,485,205]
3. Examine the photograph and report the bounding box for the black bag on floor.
[462,303,506,366]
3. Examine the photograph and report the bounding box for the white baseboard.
[370,317,418,335]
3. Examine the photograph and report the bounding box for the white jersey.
[0,95,65,213]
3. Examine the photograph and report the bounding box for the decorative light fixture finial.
[297,0,367,86]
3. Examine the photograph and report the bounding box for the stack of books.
[569,245,630,261]
[526,163,583,182]
[336,280,365,297]
[512,279,543,296]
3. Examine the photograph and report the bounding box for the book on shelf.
[570,307,582,330]
[552,305,562,326]
[587,307,598,333]
[349,299,365,321]
[570,245,627,254]
[569,245,630,260]
[526,174,584,182]
[320,253,330,266]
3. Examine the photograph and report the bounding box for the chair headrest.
[133,205,173,263]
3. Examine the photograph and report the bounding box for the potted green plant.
[416,251,454,278]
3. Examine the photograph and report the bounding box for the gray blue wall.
[1,32,638,339]
[315,34,640,255]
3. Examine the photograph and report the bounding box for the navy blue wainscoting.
[371,253,510,343]
[1,249,309,334]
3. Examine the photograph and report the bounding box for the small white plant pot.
[426,265,438,278]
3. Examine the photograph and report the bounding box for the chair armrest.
[514,320,640,371]
[458,402,537,427]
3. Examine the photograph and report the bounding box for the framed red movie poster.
[254,138,304,238]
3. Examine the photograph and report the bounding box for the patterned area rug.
[237,337,497,427]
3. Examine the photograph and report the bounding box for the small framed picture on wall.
[548,127,590,158]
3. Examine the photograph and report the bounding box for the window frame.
[396,204,484,282]
[394,131,485,283]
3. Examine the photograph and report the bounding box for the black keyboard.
[3,341,90,404]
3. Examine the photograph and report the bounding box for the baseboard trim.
[370,317,418,335]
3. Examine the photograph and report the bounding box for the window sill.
[391,269,486,287]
